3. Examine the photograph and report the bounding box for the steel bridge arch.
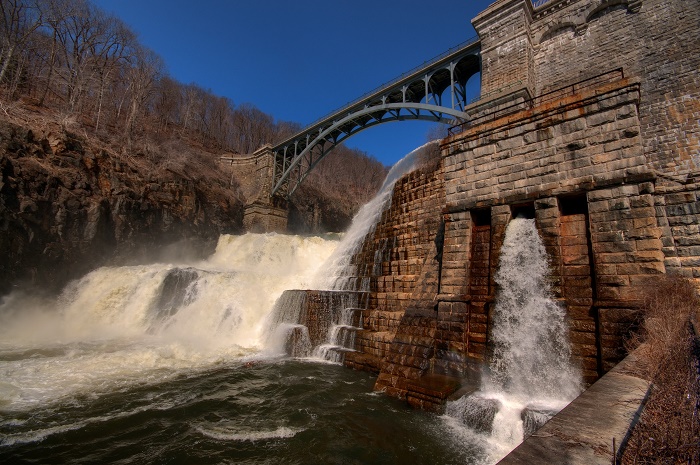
[270,38,481,198]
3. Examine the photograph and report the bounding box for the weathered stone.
[287,0,700,423]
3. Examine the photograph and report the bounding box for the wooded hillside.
[0,0,388,293]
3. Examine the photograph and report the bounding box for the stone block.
[566,305,594,320]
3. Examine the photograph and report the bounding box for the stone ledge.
[497,353,650,465]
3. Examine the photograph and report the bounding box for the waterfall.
[314,141,435,291]
[0,233,338,409]
[311,294,366,362]
[265,289,367,362]
[289,142,438,362]
[487,218,581,401]
[263,142,436,362]
[444,217,582,462]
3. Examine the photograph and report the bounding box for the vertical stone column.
[434,211,471,377]
[438,211,472,299]
[655,187,700,283]
[472,0,535,97]
[587,184,665,371]
[242,145,288,233]
[467,211,492,361]
[556,197,600,383]
[535,197,563,297]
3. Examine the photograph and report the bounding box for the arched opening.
[539,23,577,44]
[453,55,481,109]
[428,68,452,107]
[465,71,481,106]
[586,0,628,23]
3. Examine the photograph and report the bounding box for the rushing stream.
[0,232,482,464]
[444,217,582,462]
[1,147,580,464]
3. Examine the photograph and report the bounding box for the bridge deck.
[270,37,481,198]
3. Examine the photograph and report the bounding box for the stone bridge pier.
[238,145,289,233]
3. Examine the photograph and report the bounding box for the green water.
[0,359,485,464]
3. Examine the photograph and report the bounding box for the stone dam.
[253,0,700,458]
[265,0,699,400]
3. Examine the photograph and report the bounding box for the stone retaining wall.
[475,0,700,178]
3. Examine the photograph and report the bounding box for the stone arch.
[585,0,633,23]
[537,22,580,45]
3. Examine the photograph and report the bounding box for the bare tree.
[92,14,133,130]
[123,43,163,141]
[231,103,274,153]
[48,0,114,114]
[0,0,44,87]
[152,76,182,132]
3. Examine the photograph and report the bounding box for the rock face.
[338,0,700,410]
[0,121,243,295]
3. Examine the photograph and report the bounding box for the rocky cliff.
[0,118,243,295]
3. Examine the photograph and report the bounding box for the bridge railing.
[448,68,625,136]
[273,35,480,149]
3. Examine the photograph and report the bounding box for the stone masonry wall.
[523,0,700,177]
[354,74,698,409]
[444,78,647,211]
[337,0,699,411]
[472,0,536,97]
[343,169,445,374]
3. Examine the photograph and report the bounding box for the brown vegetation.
[0,0,385,206]
[0,0,388,293]
[622,276,700,464]
[292,145,386,232]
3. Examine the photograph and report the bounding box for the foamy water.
[0,233,338,411]
[443,218,582,463]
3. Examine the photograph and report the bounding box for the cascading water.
[314,141,433,291]
[275,142,436,362]
[487,218,581,401]
[265,143,435,362]
[444,217,582,463]
[265,290,365,360]
[0,233,338,410]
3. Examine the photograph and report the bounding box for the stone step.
[333,324,363,332]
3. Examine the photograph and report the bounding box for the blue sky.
[93,0,493,166]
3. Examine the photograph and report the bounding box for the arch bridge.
[270,37,481,198]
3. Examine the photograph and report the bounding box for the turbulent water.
[0,233,481,464]
[1,358,482,464]
[0,234,336,411]
[0,144,483,464]
[444,217,582,462]
[0,153,582,464]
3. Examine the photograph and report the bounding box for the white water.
[445,217,582,463]
[315,141,435,291]
[256,142,429,363]
[487,218,581,402]
[0,233,338,411]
